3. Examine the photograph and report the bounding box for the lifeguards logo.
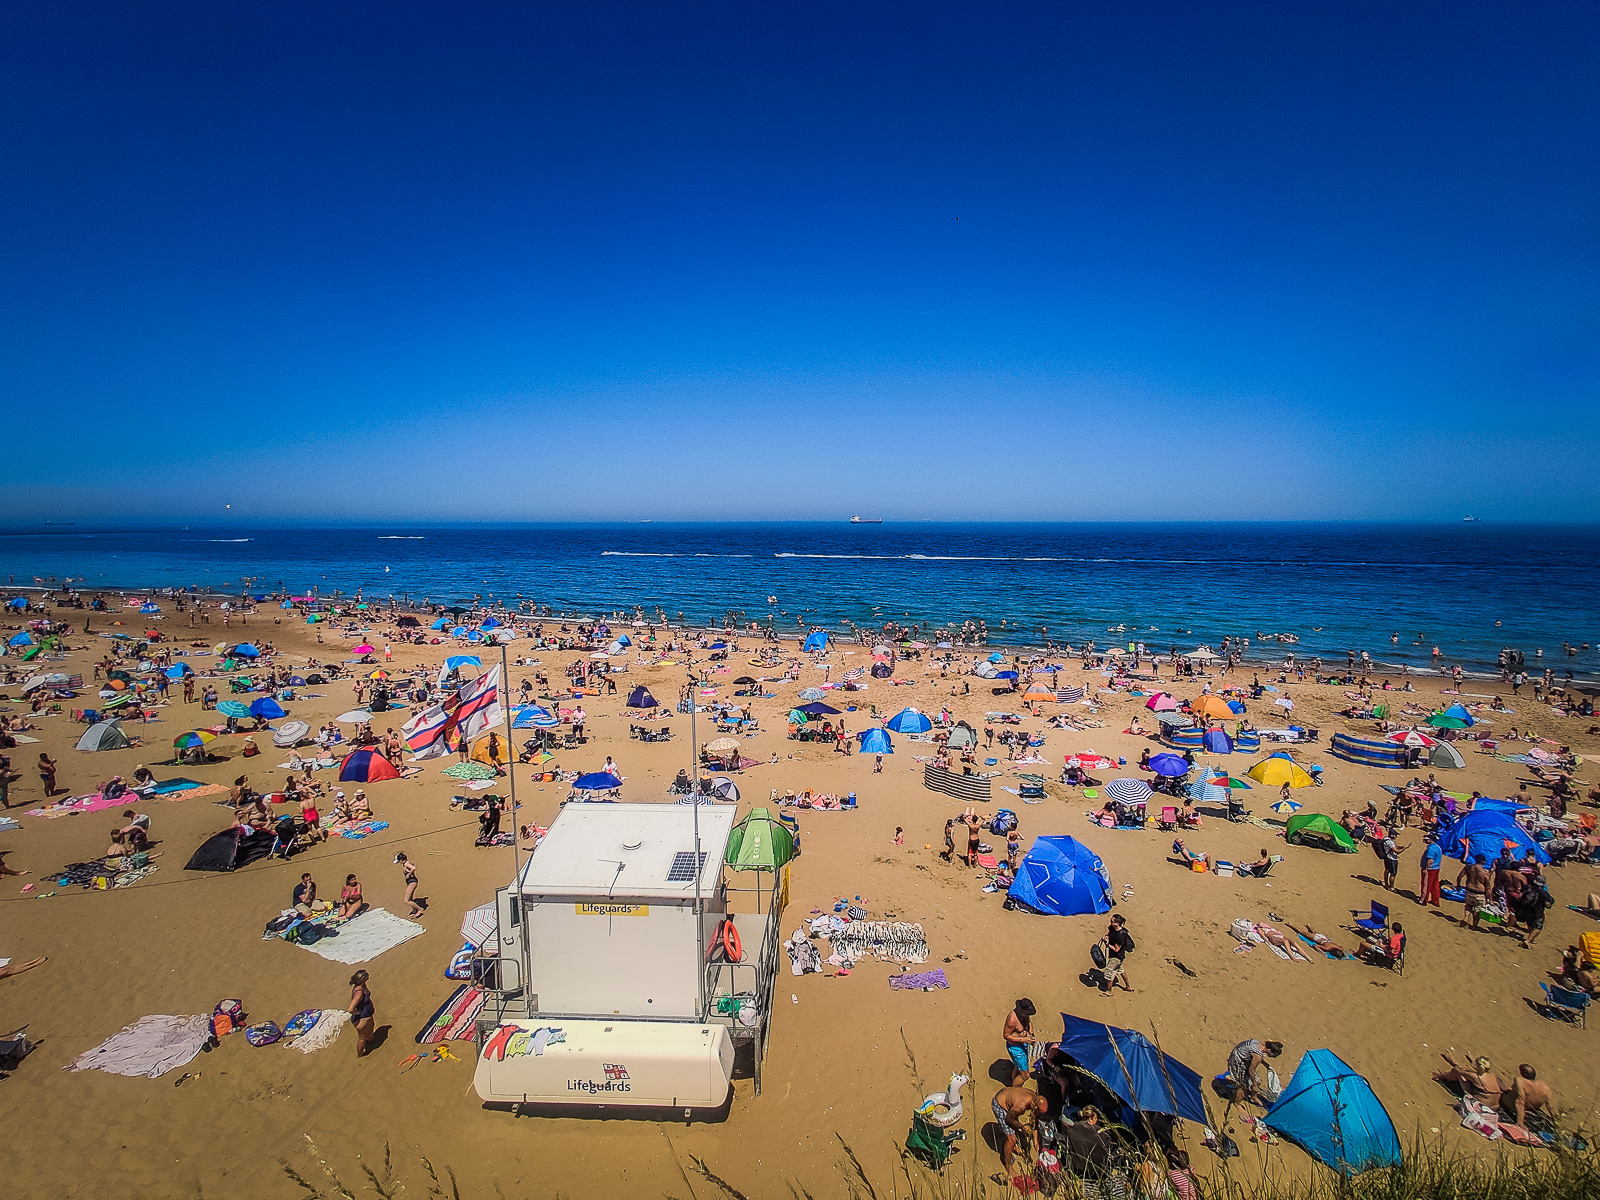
[603,1062,630,1080]
[569,1076,631,1094]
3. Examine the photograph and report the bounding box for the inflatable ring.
[722,919,743,963]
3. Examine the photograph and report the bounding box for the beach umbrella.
[858,727,893,755]
[787,708,811,724]
[1426,714,1467,730]
[249,697,287,720]
[1202,771,1251,790]
[442,761,496,781]
[798,687,826,701]
[1154,711,1190,727]
[173,730,215,749]
[367,669,390,680]
[140,602,161,614]
[797,701,841,715]
[461,903,498,948]
[1145,693,1178,711]
[1105,778,1153,803]
[625,685,657,708]
[431,617,449,630]
[231,643,261,659]
[1247,758,1315,788]
[1387,730,1438,748]
[1147,753,1190,777]
[885,707,933,734]
[336,708,374,723]
[706,736,740,754]
[1270,799,1304,815]
[217,700,251,719]
[873,644,892,655]
[102,692,140,709]
[272,720,310,748]
[994,670,1019,681]
[1191,695,1234,721]
[353,643,375,655]
[734,676,757,685]
[709,777,740,802]
[571,771,622,791]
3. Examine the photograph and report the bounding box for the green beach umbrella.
[217,700,251,718]
[725,807,795,872]
[1426,714,1467,729]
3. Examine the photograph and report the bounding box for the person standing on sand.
[38,752,58,798]
[395,853,423,918]
[942,819,956,862]
[1457,855,1493,930]
[1418,834,1442,907]
[348,970,376,1058]
[1002,998,1039,1084]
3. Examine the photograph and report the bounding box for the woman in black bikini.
[348,970,376,1058]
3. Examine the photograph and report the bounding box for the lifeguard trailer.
[472,803,783,1115]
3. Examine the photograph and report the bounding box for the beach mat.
[416,984,486,1044]
[69,1014,212,1079]
[293,907,425,965]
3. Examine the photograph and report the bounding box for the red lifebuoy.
[721,919,743,963]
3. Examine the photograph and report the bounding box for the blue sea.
[2,522,1597,679]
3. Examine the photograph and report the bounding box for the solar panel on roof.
[666,850,708,882]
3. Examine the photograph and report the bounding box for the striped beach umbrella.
[1105,778,1153,803]
[217,700,251,719]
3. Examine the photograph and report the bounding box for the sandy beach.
[1,600,1596,1200]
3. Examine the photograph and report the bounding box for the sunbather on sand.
[1173,838,1208,868]
[1284,923,1350,959]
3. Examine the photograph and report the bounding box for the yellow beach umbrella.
[1246,757,1315,789]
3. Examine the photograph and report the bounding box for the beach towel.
[69,1014,212,1078]
[889,968,949,990]
[292,907,426,964]
[289,1009,350,1053]
[416,984,486,1043]
[146,778,204,795]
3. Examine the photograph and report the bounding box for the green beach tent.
[1285,812,1358,853]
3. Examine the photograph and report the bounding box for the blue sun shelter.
[858,727,893,755]
[802,631,829,653]
[250,696,287,720]
[1443,808,1548,864]
[1202,727,1233,754]
[1007,836,1113,916]
[1056,1014,1208,1125]
[885,707,932,734]
[1265,1049,1401,1176]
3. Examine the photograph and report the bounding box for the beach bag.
[1090,941,1108,969]
[1230,919,1255,943]
[211,999,245,1038]
[244,1021,283,1047]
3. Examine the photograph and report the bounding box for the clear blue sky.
[3,3,1596,523]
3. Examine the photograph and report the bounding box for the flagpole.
[689,644,705,1021]
[499,643,530,1011]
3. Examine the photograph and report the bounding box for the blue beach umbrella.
[797,702,841,715]
[1148,753,1190,777]
[885,708,933,734]
[140,602,161,613]
[858,728,894,755]
[994,670,1019,681]
[250,697,287,720]
[231,643,260,658]
[798,687,826,701]
[572,772,622,791]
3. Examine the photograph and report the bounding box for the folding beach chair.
[1353,901,1389,933]
[1158,806,1178,831]
[1539,983,1590,1028]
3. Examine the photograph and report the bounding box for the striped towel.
[1056,687,1086,703]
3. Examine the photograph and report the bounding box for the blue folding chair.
[1353,901,1389,933]
[1540,983,1590,1028]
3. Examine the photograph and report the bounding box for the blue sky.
[2,3,1596,523]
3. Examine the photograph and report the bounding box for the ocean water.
[2,522,1597,679]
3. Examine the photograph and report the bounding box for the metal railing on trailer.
[702,879,786,1096]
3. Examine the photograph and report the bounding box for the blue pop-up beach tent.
[231,643,260,659]
[8,632,35,647]
[165,663,193,679]
[1265,1049,1401,1176]
[1056,1014,1208,1125]
[885,708,932,733]
[512,705,558,728]
[858,727,893,754]
[1007,836,1113,916]
[626,686,658,708]
[1442,809,1548,864]
[431,617,449,630]
[250,697,287,720]
[802,631,829,652]
[1202,728,1234,754]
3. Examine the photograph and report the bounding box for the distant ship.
[43,521,75,526]
[849,515,882,524]
[1462,515,1479,522]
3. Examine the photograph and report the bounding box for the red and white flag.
[453,665,503,743]
[402,702,455,759]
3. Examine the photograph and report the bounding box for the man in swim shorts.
[991,1085,1047,1171]
[1002,998,1039,1084]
